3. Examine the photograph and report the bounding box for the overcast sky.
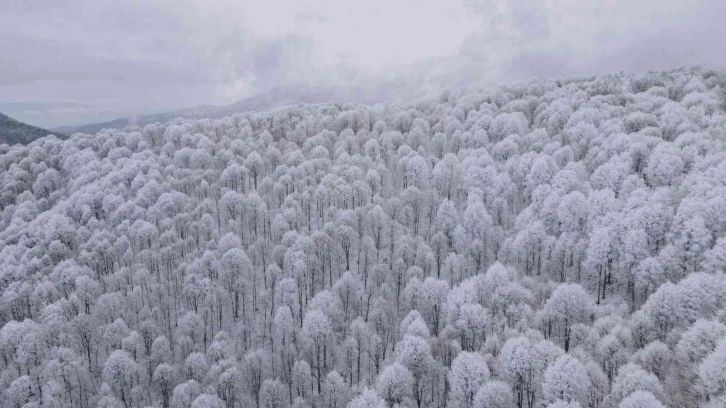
[2,0,725,128]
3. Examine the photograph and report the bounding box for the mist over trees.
[1,67,726,408]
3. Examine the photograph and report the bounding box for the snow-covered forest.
[2,67,726,408]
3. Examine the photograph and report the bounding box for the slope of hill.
[3,67,726,408]
[0,112,65,145]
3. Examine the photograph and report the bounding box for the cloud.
[456,0,726,82]
[1,0,725,127]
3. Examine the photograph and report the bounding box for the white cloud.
[1,0,724,127]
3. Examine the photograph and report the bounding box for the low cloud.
[1,0,725,127]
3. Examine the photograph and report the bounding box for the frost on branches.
[0,67,726,408]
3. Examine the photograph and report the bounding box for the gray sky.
[2,0,725,128]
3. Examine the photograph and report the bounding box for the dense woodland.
[1,67,726,408]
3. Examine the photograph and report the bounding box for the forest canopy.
[1,67,726,408]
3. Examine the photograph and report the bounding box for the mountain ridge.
[0,112,66,145]
[52,85,385,135]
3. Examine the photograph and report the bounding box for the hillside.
[2,67,726,408]
[0,112,65,145]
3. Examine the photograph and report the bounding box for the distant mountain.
[0,112,66,145]
[53,85,376,135]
